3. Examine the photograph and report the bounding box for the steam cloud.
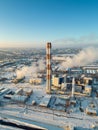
[61,47,98,68]
[16,59,45,79]
[16,47,98,78]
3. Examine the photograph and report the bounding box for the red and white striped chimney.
[46,42,52,93]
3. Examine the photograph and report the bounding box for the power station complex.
[46,42,75,97]
[0,42,98,130]
[46,42,98,98]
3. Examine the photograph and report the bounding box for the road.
[0,104,98,129]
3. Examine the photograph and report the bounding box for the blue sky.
[0,0,98,48]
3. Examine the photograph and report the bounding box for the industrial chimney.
[46,42,52,94]
[72,77,75,97]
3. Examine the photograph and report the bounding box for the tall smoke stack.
[46,42,52,94]
[72,77,75,97]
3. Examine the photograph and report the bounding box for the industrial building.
[84,85,92,96]
[44,43,98,99]
[39,95,51,107]
[83,66,98,74]
[29,78,43,85]
[10,87,33,103]
[85,107,97,116]
[52,75,66,89]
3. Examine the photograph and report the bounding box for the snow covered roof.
[39,95,51,107]
[86,107,97,114]
[11,95,28,103]
[85,85,92,89]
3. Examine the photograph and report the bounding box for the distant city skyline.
[0,0,98,48]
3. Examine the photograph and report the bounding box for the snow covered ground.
[0,82,98,130]
[0,101,98,130]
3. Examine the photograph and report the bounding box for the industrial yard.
[0,44,98,130]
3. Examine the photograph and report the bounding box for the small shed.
[85,107,97,116]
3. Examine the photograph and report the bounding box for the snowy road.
[0,105,63,130]
[0,104,98,129]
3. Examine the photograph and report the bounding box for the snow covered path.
[0,104,98,129]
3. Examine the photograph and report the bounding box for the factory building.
[84,85,92,96]
[46,43,52,94]
[29,78,43,85]
[85,107,97,116]
[93,78,98,91]
[39,95,51,107]
[70,67,83,75]
[0,88,10,96]
[52,75,66,88]
[45,42,97,99]
[11,88,33,103]
[83,66,98,74]
[93,78,98,84]
[11,95,28,103]
[83,77,93,85]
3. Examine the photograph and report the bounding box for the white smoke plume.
[16,66,28,79]
[16,59,45,79]
[61,47,98,68]
[38,59,46,71]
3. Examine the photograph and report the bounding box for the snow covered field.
[0,82,98,130]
